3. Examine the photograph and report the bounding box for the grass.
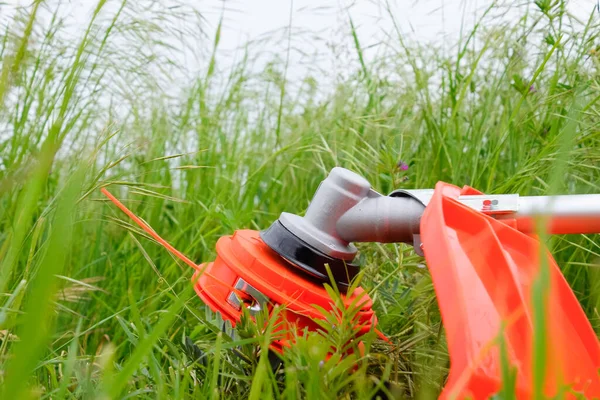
[0,0,599,398]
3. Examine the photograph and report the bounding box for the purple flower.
[529,85,537,93]
[397,161,409,171]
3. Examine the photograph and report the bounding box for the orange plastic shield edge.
[420,182,600,399]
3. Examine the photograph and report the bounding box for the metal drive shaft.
[501,194,600,235]
[276,168,600,260]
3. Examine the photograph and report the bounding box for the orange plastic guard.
[421,182,600,399]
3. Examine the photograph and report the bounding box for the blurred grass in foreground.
[0,0,599,398]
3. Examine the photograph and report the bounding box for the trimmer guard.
[421,182,600,399]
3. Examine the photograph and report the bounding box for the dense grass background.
[0,0,599,398]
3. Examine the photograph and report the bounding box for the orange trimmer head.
[195,229,376,352]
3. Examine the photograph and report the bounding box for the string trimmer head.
[102,166,600,398]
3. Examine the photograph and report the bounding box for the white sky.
[207,0,597,48]
[2,0,598,91]
[189,0,597,92]
[5,1,597,54]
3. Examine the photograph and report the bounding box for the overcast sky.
[2,0,598,91]
[204,0,597,48]
[206,0,598,58]
[5,1,597,53]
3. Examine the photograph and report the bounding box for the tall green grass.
[0,0,598,398]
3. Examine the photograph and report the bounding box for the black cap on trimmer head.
[259,168,374,292]
[260,220,359,292]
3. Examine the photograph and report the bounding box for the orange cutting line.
[101,187,202,271]
[375,328,391,343]
[101,188,243,297]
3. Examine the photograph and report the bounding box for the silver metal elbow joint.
[277,167,425,260]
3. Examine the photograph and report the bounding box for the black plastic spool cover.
[259,221,359,293]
